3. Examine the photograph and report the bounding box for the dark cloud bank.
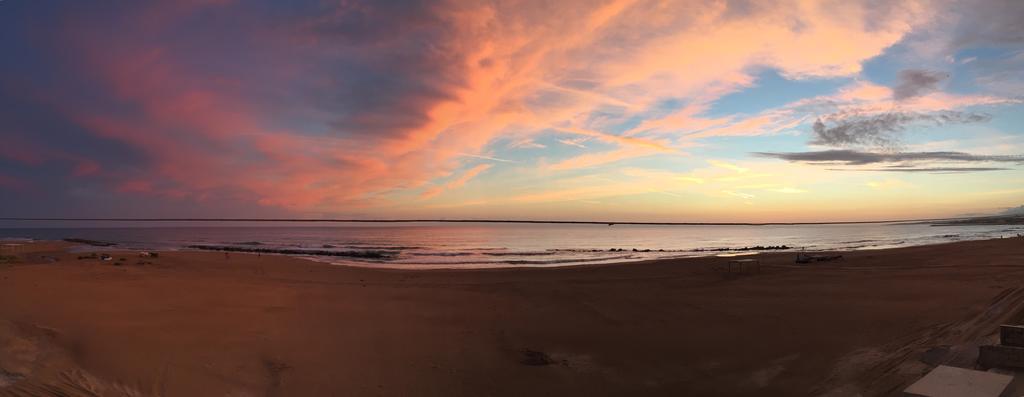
[754,150,1024,172]
[753,150,1024,165]
[892,69,948,101]
[810,110,990,148]
[754,63,1018,173]
[834,167,1011,173]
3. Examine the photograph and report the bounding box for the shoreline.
[7,233,1024,278]
[3,220,1022,271]
[0,216,961,226]
[3,237,1024,395]
[54,232,1024,270]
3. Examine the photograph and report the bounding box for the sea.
[1,221,1021,269]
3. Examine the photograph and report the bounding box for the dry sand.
[1,237,1024,396]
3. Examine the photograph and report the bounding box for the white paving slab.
[903,365,1012,397]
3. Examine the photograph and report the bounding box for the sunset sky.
[1,0,1022,222]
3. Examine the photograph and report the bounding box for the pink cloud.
[27,0,954,214]
[116,180,154,194]
[0,133,105,179]
[72,160,101,177]
[0,135,47,166]
[0,173,29,192]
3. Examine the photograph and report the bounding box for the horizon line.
[0,216,970,226]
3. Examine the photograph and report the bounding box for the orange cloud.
[35,0,954,215]
[421,164,493,199]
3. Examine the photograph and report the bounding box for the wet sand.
[1,237,1024,396]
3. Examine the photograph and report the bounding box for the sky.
[0,0,1022,222]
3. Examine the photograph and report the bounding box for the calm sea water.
[1,222,1021,269]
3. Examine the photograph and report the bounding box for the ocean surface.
[1,222,1021,269]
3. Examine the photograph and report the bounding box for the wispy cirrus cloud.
[557,137,590,149]
[420,164,493,200]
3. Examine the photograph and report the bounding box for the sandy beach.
[1,238,1023,396]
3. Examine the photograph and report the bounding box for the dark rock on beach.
[187,245,398,259]
[63,238,116,247]
[693,245,791,252]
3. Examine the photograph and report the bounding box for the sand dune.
[2,238,1024,396]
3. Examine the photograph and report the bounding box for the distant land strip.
[0,217,967,226]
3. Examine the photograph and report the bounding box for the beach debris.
[99,254,112,261]
[795,253,843,264]
[518,349,572,367]
[0,368,25,388]
[63,238,116,247]
[263,358,292,390]
[138,251,159,258]
[77,253,99,260]
[520,349,558,366]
